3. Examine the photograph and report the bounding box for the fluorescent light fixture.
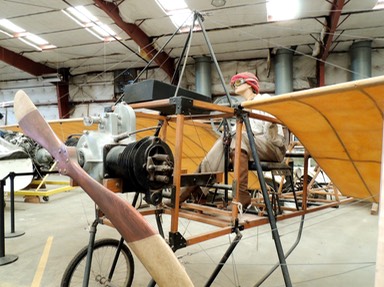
[18,37,42,51]
[67,6,98,24]
[155,0,188,12]
[0,29,13,38]
[0,19,56,50]
[39,73,63,82]
[93,23,116,37]
[40,44,56,50]
[169,9,195,29]
[266,0,300,22]
[211,0,226,7]
[25,33,49,45]
[373,0,384,9]
[155,0,198,31]
[0,101,13,108]
[63,6,120,42]
[0,19,24,33]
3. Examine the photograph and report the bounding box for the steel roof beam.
[0,46,56,76]
[55,81,70,119]
[317,0,345,86]
[93,0,175,79]
[321,0,345,61]
[0,46,70,119]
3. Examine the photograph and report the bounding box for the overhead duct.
[350,40,372,81]
[194,56,212,100]
[274,49,293,95]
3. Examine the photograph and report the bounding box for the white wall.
[1,49,384,126]
[0,79,59,125]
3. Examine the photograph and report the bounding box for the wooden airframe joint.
[231,218,244,233]
[103,178,123,193]
[69,178,78,186]
[371,203,379,215]
[233,105,246,120]
[168,231,187,251]
[169,97,194,114]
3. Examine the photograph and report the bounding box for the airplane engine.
[76,102,173,205]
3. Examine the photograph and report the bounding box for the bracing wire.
[175,195,377,286]
[4,1,382,120]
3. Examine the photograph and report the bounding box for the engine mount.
[76,102,173,205]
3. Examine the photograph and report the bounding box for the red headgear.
[230,72,259,94]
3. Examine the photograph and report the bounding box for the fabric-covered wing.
[242,75,384,202]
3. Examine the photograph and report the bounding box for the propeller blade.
[14,90,193,287]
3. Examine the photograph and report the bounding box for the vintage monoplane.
[8,72,383,286]
[1,7,382,285]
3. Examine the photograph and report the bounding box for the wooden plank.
[103,178,122,193]
[181,203,232,217]
[371,203,379,215]
[177,209,231,227]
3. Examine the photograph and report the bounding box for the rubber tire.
[61,238,134,287]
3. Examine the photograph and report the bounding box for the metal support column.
[0,179,18,266]
[240,111,292,286]
[5,172,25,238]
[205,221,243,287]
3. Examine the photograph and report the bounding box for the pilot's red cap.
[230,72,259,94]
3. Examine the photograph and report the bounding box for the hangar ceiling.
[0,0,383,83]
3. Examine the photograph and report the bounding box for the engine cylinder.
[105,136,174,204]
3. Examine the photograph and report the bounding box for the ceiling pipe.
[194,56,212,99]
[93,0,175,79]
[316,0,345,86]
[0,46,70,119]
[350,40,372,81]
[274,49,293,95]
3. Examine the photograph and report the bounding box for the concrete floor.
[0,176,379,287]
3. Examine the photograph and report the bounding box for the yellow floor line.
[31,236,53,287]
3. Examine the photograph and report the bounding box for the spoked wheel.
[210,95,243,136]
[249,178,282,216]
[61,238,134,287]
[295,175,326,200]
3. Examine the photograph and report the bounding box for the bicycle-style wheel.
[61,238,134,287]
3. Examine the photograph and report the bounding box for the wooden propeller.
[14,90,193,287]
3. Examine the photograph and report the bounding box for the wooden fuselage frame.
[122,96,353,249]
[4,77,377,249]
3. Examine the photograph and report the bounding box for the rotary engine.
[76,102,174,205]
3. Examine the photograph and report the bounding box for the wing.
[2,118,98,142]
[242,75,384,203]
